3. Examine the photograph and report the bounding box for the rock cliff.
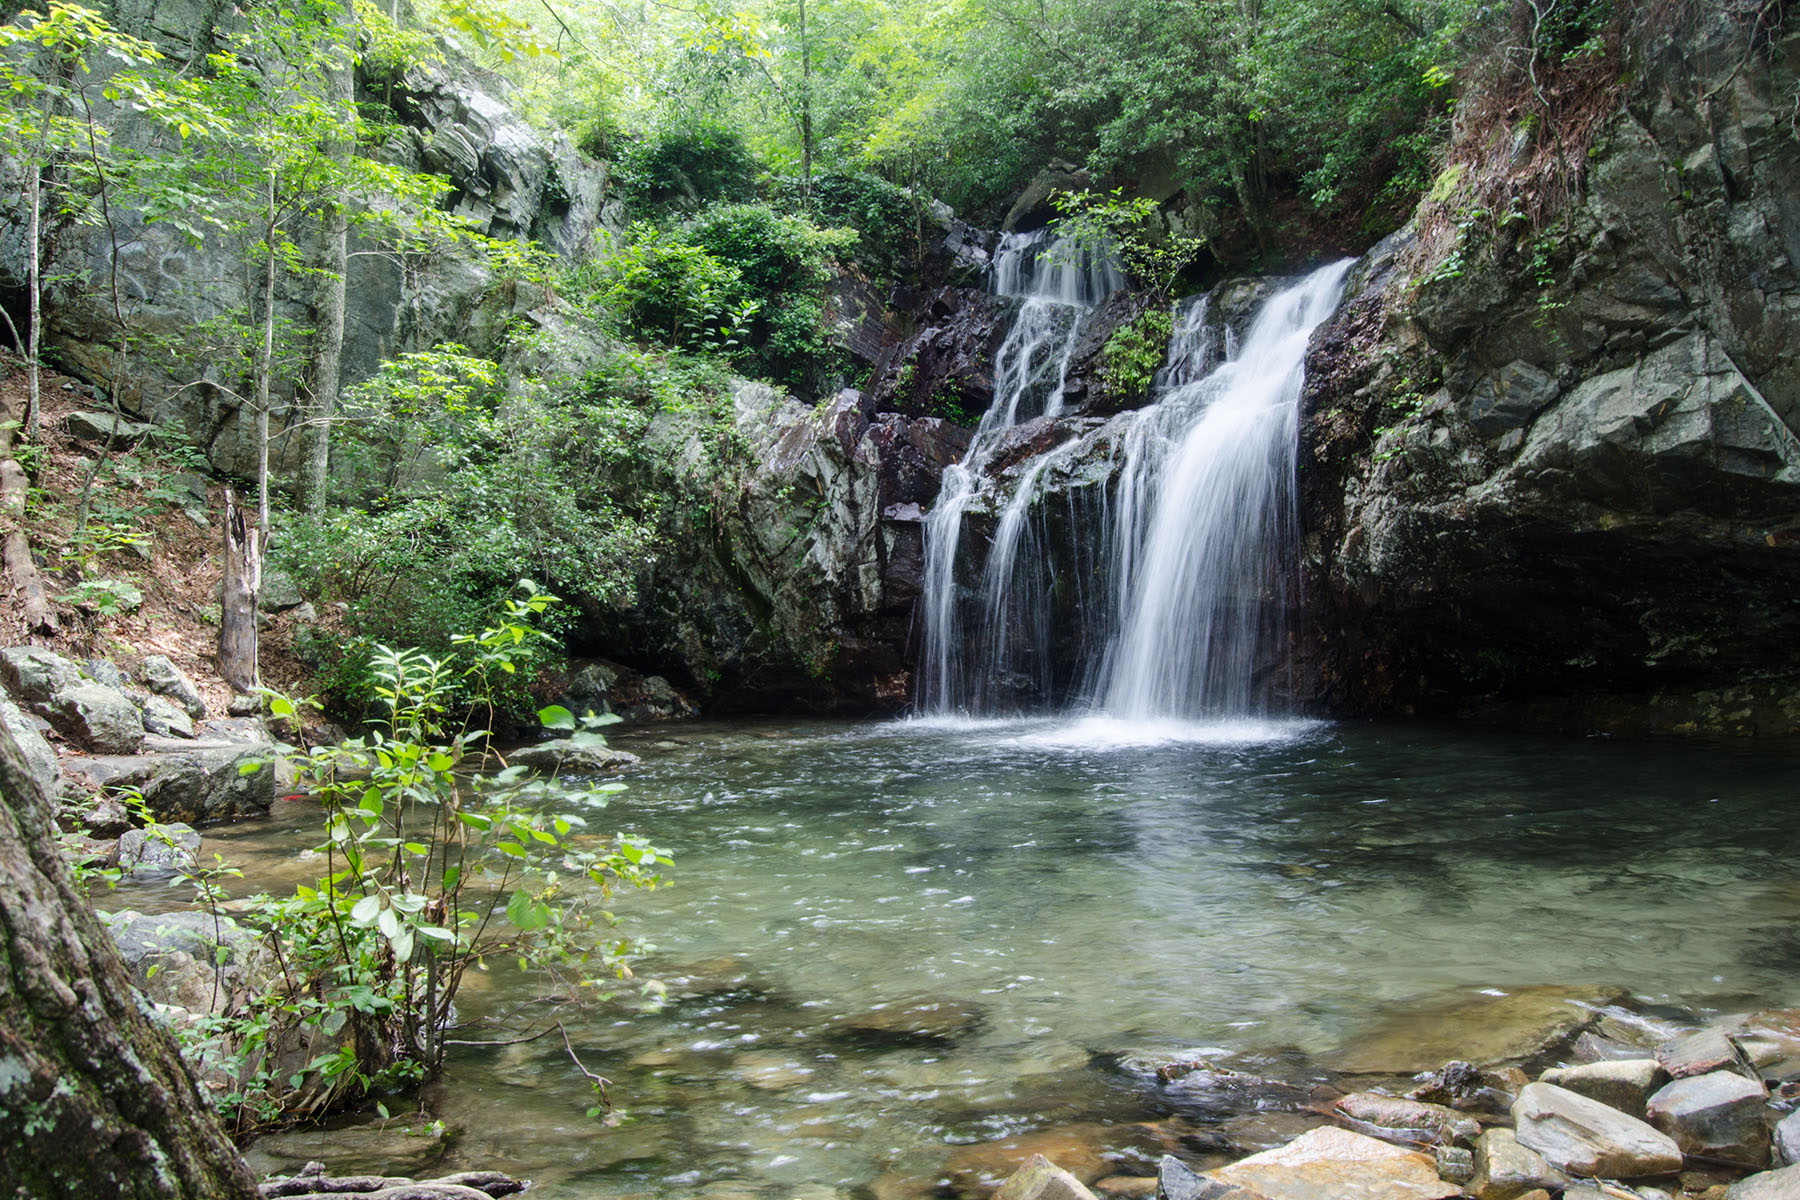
[1297,6,1800,734]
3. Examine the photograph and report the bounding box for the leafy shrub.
[688,202,856,393]
[614,114,758,209]
[1097,306,1175,408]
[592,223,751,350]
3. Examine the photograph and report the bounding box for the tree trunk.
[305,0,355,514]
[256,180,277,544]
[0,394,57,634]
[25,162,43,442]
[220,486,261,693]
[0,719,260,1199]
[798,0,813,205]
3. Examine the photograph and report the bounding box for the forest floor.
[0,356,323,731]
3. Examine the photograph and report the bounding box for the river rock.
[47,683,145,753]
[115,823,201,877]
[1333,1092,1467,1145]
[1644,1071,1770,1168]
[1151,1061,1317,1123]
[1205,1126,1460,1200]
[1659,1030,1761,1082]
[1434,1145,1474,1184]
[506,739,640,774]
[1326,985,1622,1074]
[993,1155,1102,1200]
[1408,1060,1522,1114]
[141,654,207,719]
[1540,1060,1669,1119]
[1726,1164,1800,1200]
[1470,1128,1567,1200]
[1777,1110,1800,1166]
[1512,1082,1683,1178]
[1157,1155,1229,1200]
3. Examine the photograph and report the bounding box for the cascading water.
[915,254,1351,724]
[916,233,1123,715]
[1096,260,1353,719]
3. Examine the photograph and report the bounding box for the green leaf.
[237,760,264,776]
[349,895,381,926]
[506,888,546,931]
[538,704,576,730]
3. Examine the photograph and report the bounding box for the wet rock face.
[1297,10,1800,734]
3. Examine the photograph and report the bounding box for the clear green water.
[157,718,1800,1196]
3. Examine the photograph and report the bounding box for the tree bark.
[0,718,260,1199]
[220,486,261,693]
[0,394,56,635]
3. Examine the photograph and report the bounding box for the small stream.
[117,718,1800,1196]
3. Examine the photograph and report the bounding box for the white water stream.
[915,247,1352,722]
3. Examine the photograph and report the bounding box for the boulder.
[258,568,305,612]
[0,691,59,793]
[1658,1029,1760,1082]
[1644,1070,1770,1168]
[1470,1129,1566,1200]
[1540,1060,1669,1119]
[1727,1164,1800,1200]
[47,683,145,754]
[1407,1060,1522,1114]
[1157,1156,1221,1200]
[101,908,262,1016]
[995,1155,1102,1200]
[1511,1082,1683,1178]
[506,740,640,775]
[139,694,196,739]
[64,742,277,824]
[141,654,207,719]
[0,644,84,704]
[114,823,201,878]
[1205,1127,1461,1200]
[65,410,158,446]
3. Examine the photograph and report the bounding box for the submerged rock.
[993,1154,1102,1200]
[506,739,640,775]
[1325,985,1622,1074]
[836,996,983,1047]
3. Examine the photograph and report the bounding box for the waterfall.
[915,238,1350,725]
[1096,261,1352,719]
[916,233,1123,715]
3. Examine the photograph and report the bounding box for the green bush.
[614,114,758,209]
[688,202,856,394]
[1097,306,1175,408]
[595,222,747,349]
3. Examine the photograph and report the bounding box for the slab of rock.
[994,1155,1102,1200]
[1152,1061,1318,1123]
[1658,1029,1759,1081]
[259,568,305,612]
[1470,1129,1566,1200]
[1205,1127,1461,1200]
[1326,986,1622,1074]
[1540,1060,1669,1119]
[114,823,201,877]
[65,410,158,446]
[140,693,196,739]
[1776,1110,1800,1166]
[1157,1155,1237,1200]
[506,740,641,775]
[1645,1071,1770,1168]
[1726,1163,1800,1200]
[1512,1082,1683,1178]
[141,654,207,719]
